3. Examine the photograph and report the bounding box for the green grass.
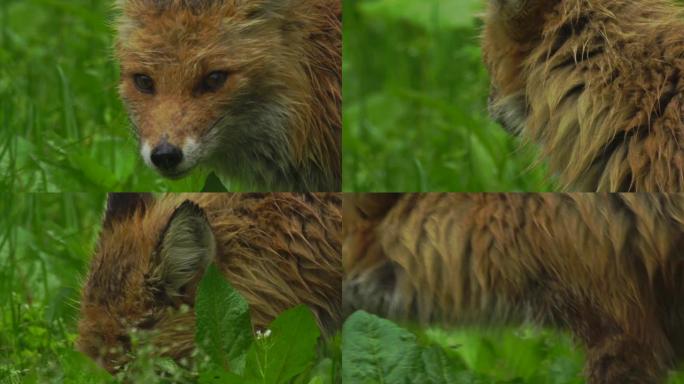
[0,0,212,192]
[343,0,553,192]
[0,193,103,382]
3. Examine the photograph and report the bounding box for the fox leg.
[586,334,670,384]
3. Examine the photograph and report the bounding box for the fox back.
[77,193,341,373]
[483,0,684,191]
[116,0,341,191]
[344,193,684,383]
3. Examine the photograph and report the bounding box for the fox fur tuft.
[483,0,684,191]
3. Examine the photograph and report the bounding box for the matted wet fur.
[116,0,341,191]
[77,193,341,373]
[483,0,684,191]
[344,193,684,383]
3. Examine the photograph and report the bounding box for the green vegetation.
[195,266,337,384]
[343,0,552,192]
[344,311,684,384]
[0,194,337,383]
[342,311,583,384]
[0,0,220,192]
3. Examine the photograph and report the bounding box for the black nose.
[151,142,183,170]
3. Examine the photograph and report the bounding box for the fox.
[115,0,341,191]
[343,193,684,383]
[482,0,684,191]
[77,192,342,373]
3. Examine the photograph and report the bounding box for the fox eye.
[117,334,132,353]
[198,71,229,93]
[133,74,155,94]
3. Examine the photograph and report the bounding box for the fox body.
[483,0,684,191]
[116,0,341,191]
[77,193,341,373]
[344,193,684,383]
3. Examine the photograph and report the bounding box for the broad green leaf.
[342,311,484,384]
[196,264,253,373]
[244,305,320,384]
[342,311,421,384]
[199,364,251,384]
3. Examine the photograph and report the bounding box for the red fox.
[77,193,341,373]
[483,0,684,191]
[115,0,341,191]
[344,193,684,383]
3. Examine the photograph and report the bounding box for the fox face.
[78,192,344,373]
[116,0,315,181]
[76,193,215,373]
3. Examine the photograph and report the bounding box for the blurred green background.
[0,0,213,192]
[0,193,107,382]
[343,0,552,192]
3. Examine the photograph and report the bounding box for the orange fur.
[116,0,341,191]
[77,192,341,373]
[483,0,684,191]
[344,193,684,383]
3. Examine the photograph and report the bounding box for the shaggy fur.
[483,0,684,191]
[116,0,341,191]
[344,193,684,383]
[77,192,341,373]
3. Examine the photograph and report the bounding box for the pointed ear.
[104,193,153,228]
[153,200,216,299]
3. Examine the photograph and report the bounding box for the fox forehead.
[116,0,242,16]
[116,1,278,71]
[116,0,274,41]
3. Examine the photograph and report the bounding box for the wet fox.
[344,193,684,383]
[115,0,341,191]
[77,193,341,373]
[483,0,684,191]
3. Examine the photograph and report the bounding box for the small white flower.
[255,328,272,340]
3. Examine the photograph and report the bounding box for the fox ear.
[104,193,153,228]
[153,200,216,300]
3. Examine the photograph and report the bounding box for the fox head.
[76,193,216,373]
[482,0,560,134]
[115,0,315,180]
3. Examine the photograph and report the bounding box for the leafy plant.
[342,311,485,384]
[195,265,327,384]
